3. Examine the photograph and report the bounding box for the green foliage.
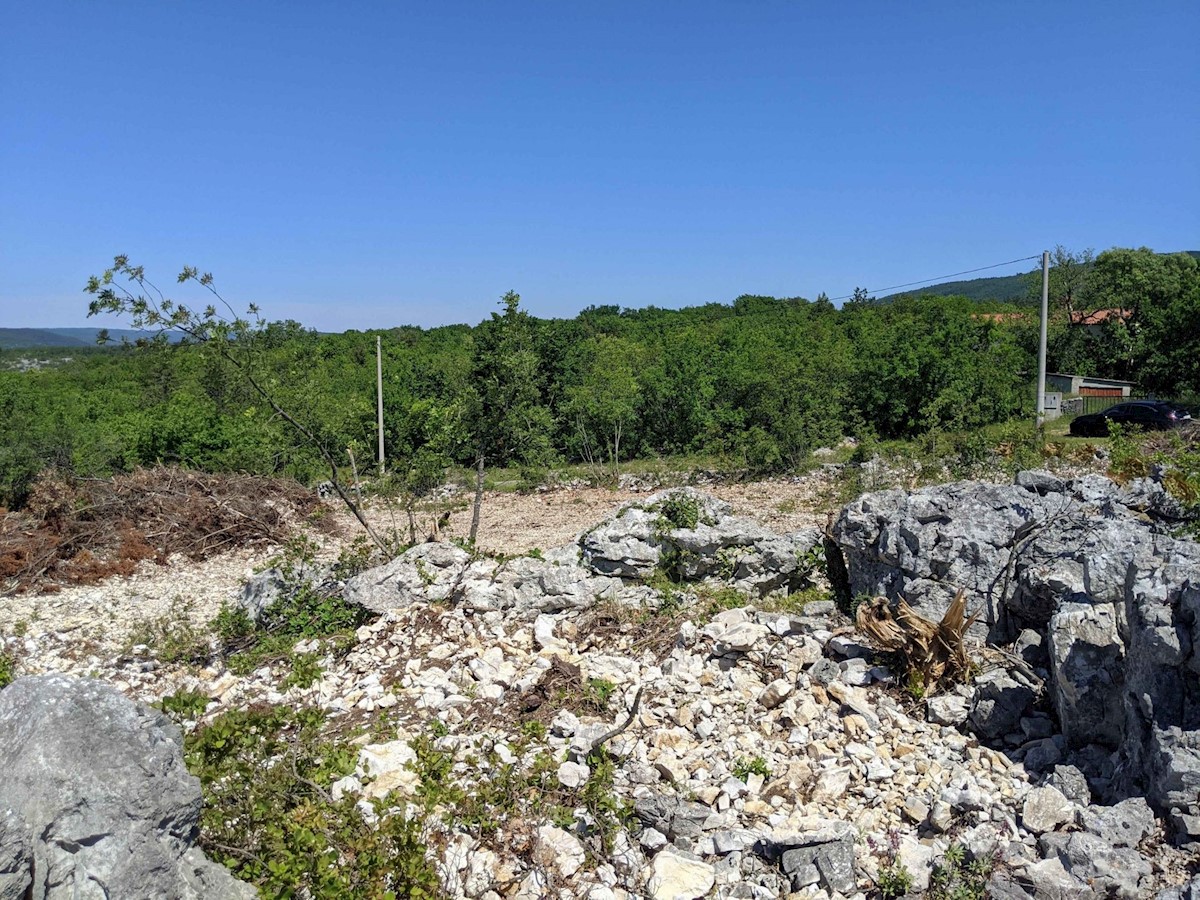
[904,669,926,701]
[758,586,830,616]
[878,859,914,899]
[583,677,616,712]
[281,652,323,691]
[331,536,376,581]
[518,719,546,741]
[0,650,15,689]
[732,756,771,781]
[125,598,212,665]
[256,537,370,639]
[928,843,992,900]
[1108,423,1200,536]
[3,250,1194,513]
[655,493,702,532]
[185,705,439,898]
[157,688,210,724]
[213,537,373,674]
[212,603,255,643]
[579,749,633,852]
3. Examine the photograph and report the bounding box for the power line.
[829,255,1042,302]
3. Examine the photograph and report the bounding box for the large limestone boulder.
[346,542,623,616]
[833,471,1200,844]
[580,488,823,594]
[0,675,255,899]
[345,541,472,612]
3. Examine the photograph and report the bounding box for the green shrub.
[215,537,374,671]
[157,688,210,724]
[584,677,616,712]
[928,843,992,900]
[878,859,914,898]
[185,705,439,899]
[0,651,15,689]
[280,652,323,691]
[655,493,701,531]
[732,756,771,781]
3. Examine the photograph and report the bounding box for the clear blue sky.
[3,1,1197,331]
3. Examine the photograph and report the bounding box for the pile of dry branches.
[1,467,329,594]
[856,588,977,692]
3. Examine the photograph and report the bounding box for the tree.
[1087,248,1200,389]
[847,287,873,306]
[1034,245,1096,327]
[466,291,554,543]
[564,334,642,483]
[84,257,394,552]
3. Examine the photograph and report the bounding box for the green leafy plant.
[878,859,914,899]
[584,677,616,712]
[185,705,439,899]
[157,688,210,724]
[732,755,771,781]
[217,536,373,672]
[331,536,375,580]
[928,843,993,900]
[0,651,16,689]
[280,652,323,691]
[519,719,547,741]
[655,493,701,532]
[904,669,927,701]
[580,749,634,852]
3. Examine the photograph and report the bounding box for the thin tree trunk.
[469,452,485,545]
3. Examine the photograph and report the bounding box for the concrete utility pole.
[376,335,385,474]
[1036,250,1050,430]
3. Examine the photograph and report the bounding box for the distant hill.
[0,329,90,350]
[877,250,1199,305]
[0,327,184,350]
[878,271,1031,304]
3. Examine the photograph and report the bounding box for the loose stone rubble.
[2,480,1198,898]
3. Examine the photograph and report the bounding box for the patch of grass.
[758,586,830,616]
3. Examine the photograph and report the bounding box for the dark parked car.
[1069,400,1192,437]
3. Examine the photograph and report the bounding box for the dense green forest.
[1,247,1197,508]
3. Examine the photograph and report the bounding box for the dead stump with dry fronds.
[856,589,976,694]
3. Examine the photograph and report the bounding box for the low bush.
[185,705,440,899]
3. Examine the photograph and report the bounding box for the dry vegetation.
[856,589,976,693]
[0,467,330,595]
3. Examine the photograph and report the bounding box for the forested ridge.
[2,247,1197,508]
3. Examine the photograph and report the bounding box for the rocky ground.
[2,466,1199,899]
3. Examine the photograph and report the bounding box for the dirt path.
[350,471,839,554]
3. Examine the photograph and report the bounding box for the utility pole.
[1036,250,1050,430]
[376,335,385,474]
